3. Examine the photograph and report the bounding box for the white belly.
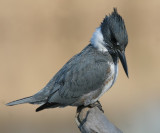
[91,63,118,103]
[72,63,118,106]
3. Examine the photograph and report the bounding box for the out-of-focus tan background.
[1,0,160,133]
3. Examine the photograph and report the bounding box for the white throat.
[90,27,108,52]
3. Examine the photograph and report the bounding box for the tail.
[6,96,35,106]
[36,102,59,112]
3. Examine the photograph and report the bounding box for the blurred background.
[1,0,160,133]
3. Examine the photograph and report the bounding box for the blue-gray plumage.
[6,8,128,112]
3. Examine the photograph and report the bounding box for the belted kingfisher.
[6,8,128,112]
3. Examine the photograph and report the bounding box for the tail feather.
[6,96,34,106]
[36,102,59,112]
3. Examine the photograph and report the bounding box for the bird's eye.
[110,35,117,45]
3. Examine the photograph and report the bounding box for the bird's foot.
[88,101,104,113]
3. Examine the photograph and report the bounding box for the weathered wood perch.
[75,101,122,133]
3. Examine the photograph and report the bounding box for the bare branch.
[75,102,122,133]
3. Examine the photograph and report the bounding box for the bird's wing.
[47,45,111,101]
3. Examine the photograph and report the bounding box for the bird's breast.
[91,62,118,103]
[72,62,118,106]
[103,62,118,93]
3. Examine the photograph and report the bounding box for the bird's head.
[90,8,129,77]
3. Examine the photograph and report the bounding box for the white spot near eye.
[117,42,120,45]
[90,27,108,52]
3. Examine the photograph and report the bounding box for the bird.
[6,8,128,112]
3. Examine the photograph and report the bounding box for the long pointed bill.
[117,50,129,78]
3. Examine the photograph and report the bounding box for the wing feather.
[47,45,111,102]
